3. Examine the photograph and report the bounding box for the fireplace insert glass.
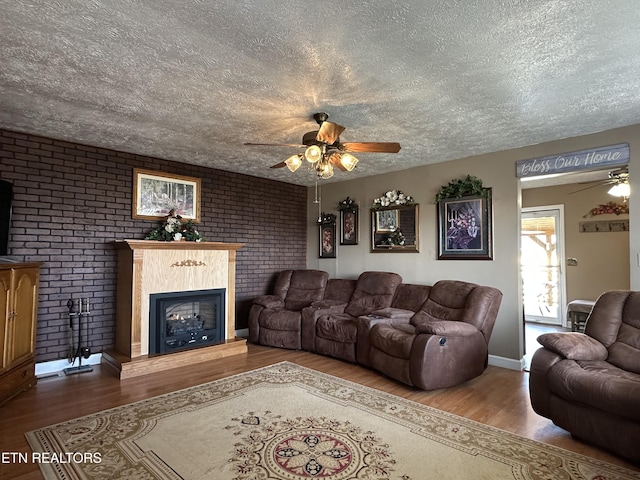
[149,288,225,354]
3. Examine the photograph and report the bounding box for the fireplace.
[106,240,247,379]
[149,289,225,354]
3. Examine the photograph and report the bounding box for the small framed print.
[340,209,358,245]
[438,189,493,260]
[319,223,336,258]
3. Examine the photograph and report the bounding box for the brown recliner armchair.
[368,280,503,390]
[301,271,402,362]
[529,290,640,463]
[248,269,328,349]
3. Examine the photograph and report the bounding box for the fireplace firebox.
[149,289,225,354]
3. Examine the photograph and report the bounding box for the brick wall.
[0,129,308,363]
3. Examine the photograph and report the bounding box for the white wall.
[306,124,640,365]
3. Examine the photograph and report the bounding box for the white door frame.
[521,205,568,327]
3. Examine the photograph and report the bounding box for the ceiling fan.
[244,112,401,179]
[569,167,630,198]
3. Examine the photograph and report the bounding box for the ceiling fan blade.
[569,181,612,194]
[244,142,305,148]
[270,161,287,169]
[340,142,401,153]
[316,121,345,145]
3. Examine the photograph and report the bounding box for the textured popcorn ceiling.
[1,1,640,186]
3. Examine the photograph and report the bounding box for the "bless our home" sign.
[516,143,629,178]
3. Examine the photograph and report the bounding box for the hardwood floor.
[1,344,638,479]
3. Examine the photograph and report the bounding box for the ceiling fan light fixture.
[284,154,302,172]
[608,181,630,198]
[304,145,322,163]
[316,160,334,179]
[339,153,359,172]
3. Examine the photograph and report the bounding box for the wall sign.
[516,143,629,178]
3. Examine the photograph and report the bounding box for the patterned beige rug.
[27,362,639,480]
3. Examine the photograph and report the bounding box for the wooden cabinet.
[0,263,40,405]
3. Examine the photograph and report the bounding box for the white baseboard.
[235,328,249,338]
[488,354,525,371]
[36,328,250,377]
[36,353,103,378]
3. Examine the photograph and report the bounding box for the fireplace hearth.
[149,289,225,354]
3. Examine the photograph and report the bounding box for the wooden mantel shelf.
[114,240,244,251]
[104,240,247,379]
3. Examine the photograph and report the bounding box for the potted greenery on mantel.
[434,175,488,203]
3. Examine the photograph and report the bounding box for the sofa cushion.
[391,283,431,312]
[547,359,640,422]
[316,313,358,343]
[260,308,301,331]
[284,270,329,311]
[537,332,608,361]
[324,278,357,303]
[344,271,402,317]
[411,281,474,325]
[370,323,416,359]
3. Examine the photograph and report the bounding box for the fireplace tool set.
[64,297,93,375]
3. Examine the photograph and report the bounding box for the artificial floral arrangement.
[338,196,358,212]
[317,212,337,225]
[372,190,414,209]
[435,175,487,203]
[583,201,629,218]
[385,229,406,246]
[144,209,204,242]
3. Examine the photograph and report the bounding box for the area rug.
[27,362,639,480]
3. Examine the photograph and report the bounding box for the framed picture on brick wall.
[133,168,201,222]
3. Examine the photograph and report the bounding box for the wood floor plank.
[0,345,638,479]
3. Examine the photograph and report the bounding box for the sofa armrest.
[414,320,478,336]
[537,332,608,361]
[252,295,285,309]
[370,307,415,320]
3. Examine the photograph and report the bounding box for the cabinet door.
[7,268,38,367]
[0,270,11,372]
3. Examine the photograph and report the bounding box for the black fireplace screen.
[149,288,225,354]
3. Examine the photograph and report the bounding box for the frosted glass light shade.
[304,145,322,163]
[339,153,359,171]
[608,182,630,197]
[317,161,334,179]
[284,154,302,172]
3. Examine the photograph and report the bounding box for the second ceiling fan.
[244,112,401,179]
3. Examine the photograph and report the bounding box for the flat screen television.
[0,179,13,256]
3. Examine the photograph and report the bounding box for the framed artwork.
[437,189,493,260]
[133,168,201,222]
[319,224,336,258]
[340,209,358,245]
[375,209,399,232]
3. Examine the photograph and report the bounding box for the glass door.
[521,206,566,326]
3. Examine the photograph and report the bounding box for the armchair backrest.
[391,283,431,312]
[343,271,403,317]
[585,290,640,374]
[411,280,502,342]
[284,270,329,310]
[271,269,329,311]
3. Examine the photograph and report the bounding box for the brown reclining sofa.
[529,290,640,463]
[249,269,503,390]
